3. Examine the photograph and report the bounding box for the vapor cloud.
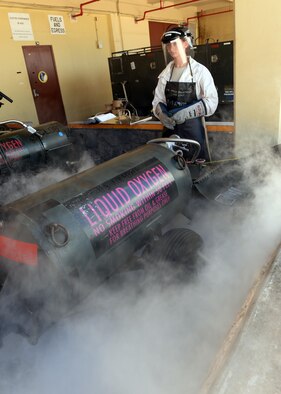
[0,141,280,394]
[1,150,94,205]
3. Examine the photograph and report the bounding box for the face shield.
[161,29,194,66]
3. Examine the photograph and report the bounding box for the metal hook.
[45,223,69,247]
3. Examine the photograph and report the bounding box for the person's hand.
[171,100,206,124]
[155,103,176,130]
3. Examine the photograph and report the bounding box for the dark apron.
[163,62,209,161]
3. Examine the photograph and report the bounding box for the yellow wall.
[0,8,113,123]
[198,8,234,43]
[0,2,233,126]
[235,0,281,150]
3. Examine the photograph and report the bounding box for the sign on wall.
[48,15,66,35]
[8,13,34,41]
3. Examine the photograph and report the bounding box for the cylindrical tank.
[0,143,193,342]
[0,121,76,179]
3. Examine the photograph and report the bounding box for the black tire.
[143,228,204,282]
[150,228,202,264]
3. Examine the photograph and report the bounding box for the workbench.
[68,118,234,164]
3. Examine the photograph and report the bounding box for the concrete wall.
[235,0,281,151]
[0,2,233,126]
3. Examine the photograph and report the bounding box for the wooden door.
[22,45,67,125]
[149,21,177,47]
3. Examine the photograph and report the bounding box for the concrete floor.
[206,245,281,394]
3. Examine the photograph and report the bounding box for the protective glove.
[171,100,207,124]
[155,102,176,130]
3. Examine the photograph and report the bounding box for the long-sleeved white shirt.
[152,57,218,117]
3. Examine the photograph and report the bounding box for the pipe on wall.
[71,0,100,18]
[135,0,201,23]
[186,9,233,26]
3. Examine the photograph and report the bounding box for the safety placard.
[48,15,66,35]
[8,13,34,41]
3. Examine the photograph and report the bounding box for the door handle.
[33,88,39,98]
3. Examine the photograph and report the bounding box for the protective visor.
[162,36,189,66]
[161,29,193,47]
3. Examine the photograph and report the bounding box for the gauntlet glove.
[155,102,176,130]
[171,100,207,124]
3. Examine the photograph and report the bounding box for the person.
[152,26,218,161]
